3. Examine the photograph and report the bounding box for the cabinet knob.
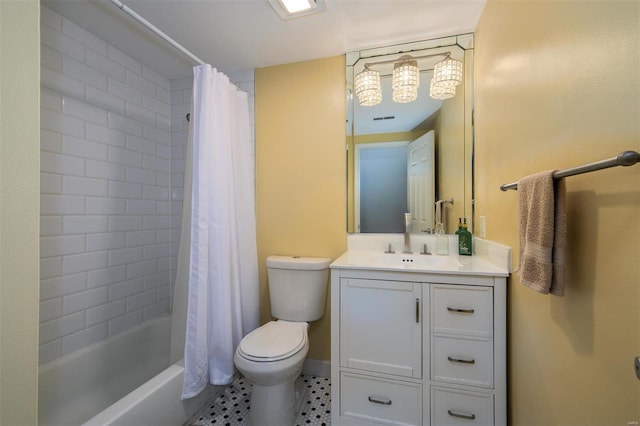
[448,409,476,420]
[368,396,392,405]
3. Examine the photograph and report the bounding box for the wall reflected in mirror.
[346,35,474,234]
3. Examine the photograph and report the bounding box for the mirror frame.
[346,34,475,234]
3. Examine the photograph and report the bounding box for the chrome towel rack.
[500,150,639,191]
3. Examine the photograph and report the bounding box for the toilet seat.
[238,321,307,362]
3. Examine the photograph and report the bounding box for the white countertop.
[331,235,512,277]
[330,250,510,277]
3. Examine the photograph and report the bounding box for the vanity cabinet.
[330,267,507,426]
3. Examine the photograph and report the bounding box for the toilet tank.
[267,255,331,322]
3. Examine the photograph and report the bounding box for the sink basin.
[368,253,461,269]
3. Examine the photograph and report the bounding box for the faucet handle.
[384,243,395,254]
[420,244,431,255]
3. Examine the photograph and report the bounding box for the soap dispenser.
[458,218,472,256]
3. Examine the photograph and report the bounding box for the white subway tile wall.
[39,6,255,365]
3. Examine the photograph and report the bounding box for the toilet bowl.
[234,321,309,426]
[233,255,331,426]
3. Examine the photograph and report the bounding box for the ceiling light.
[433,57,463,88]
[267,0,326,20]
[429,78,456,100]
[282,0,313,13]
[392,56,419,103]
[354,66,382,106]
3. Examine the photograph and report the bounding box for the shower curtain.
[178,64,259,399]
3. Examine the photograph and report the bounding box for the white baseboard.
[302,359,330,378]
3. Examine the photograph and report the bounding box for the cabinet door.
[340,278,422,378]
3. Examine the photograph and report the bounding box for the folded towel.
[516,170,567,296]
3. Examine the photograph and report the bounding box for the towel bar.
[500,150,639,191]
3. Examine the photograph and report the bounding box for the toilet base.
[248,377,305,426]
[294,378,306,414]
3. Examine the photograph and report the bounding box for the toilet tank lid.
[267,255,331,270]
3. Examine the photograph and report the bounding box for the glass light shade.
[433,58,463,88]
[354,68,382,106]
[429,78,456,100]
[392,58,419,103]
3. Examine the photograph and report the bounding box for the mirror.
[346,34,474,234]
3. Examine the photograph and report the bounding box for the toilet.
[233,255,331,426]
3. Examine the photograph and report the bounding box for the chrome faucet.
[403,213,412,253]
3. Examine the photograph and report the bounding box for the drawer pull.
[447,306,475,314]
[447,356,476,364]
[416,298,420,323]
[448,409,476,420]
[368,396,392,406]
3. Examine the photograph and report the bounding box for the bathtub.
[82,360,220,426]
[38,315,221,426]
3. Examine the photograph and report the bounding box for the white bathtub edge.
[83,362,222,426]
[39,315,172,426]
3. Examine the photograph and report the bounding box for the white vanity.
[330,236,511,426]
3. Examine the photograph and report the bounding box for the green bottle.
[458,218,472,256]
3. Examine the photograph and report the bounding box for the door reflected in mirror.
[346,35,474,235]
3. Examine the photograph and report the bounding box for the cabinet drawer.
[340,372,422,426]
[432,285,493,338]
[432,336,493,388]
[432,386,494,426]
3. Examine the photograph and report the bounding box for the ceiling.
[43,0,486,79]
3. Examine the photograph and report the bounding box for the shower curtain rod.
[500,150,640,191]
[109,0,205,65]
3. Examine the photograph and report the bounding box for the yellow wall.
[0,0,40,424]
[255,56,347,361]
[475,1,640,424]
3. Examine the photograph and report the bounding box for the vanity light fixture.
[354,51,463,106]
[432,56,463,88]
[267,0,326,20]
[392,56,419,103]
[429,78,456,100]
[354,66,382,106]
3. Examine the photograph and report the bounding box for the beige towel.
[517,171,567,296]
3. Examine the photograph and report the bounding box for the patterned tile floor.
[186,374,331,426]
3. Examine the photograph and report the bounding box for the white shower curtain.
[178,64,259,399]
